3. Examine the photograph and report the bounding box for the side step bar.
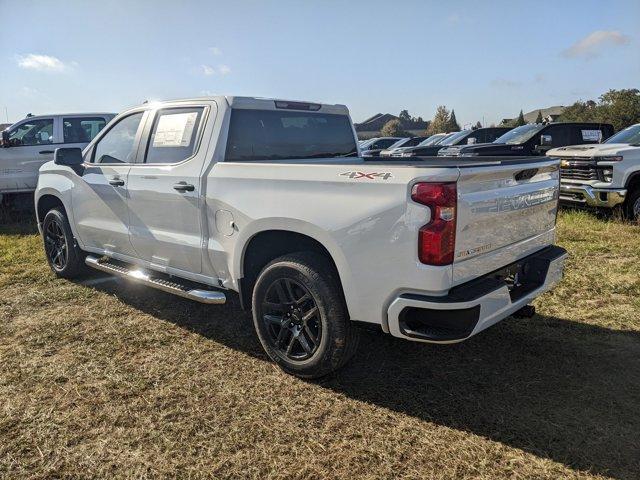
[85,255,226,304]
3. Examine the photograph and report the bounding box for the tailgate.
[452,158,560,285]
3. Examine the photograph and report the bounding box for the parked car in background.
[1,113,115,202]
[380,134,445,157]
[548,123,640,220]
[457,122,614,158]
[438,127,514,156]
[35,95,566,378]
[397,127,511,157]
[360,136,404,157]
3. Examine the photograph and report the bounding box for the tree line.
[381,106,464,137]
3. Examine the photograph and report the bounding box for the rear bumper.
[387,246,567,343]
[559,183,626,208]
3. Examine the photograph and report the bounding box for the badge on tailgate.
[340,171,393,180]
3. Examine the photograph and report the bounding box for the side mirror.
[467,137,477,145]
[54,147,84,166]
[1,130,10,147]
[540,134,553,147]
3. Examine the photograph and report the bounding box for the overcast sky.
[0,0,638,127]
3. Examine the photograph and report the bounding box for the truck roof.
[11,112,115,122]
[137,96,351,116]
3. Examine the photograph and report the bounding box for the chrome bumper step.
[84,255,226,304]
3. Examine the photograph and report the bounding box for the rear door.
[452,158,560,285]
[126,103,213,274]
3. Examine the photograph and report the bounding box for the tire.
[624,188,640,222]
[42,208,86,279]
[251,252,360,378]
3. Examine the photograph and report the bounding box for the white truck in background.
[35,96,566,378]
[0,112,114,203]
[548,123,640,220]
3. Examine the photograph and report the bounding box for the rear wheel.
[251,252,359,378]
[42,208,86,278]
[624,188,640,222]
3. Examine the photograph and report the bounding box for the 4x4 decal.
[340,171,393,180]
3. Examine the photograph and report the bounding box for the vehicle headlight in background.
[595,156,623,163]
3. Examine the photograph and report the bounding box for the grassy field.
[1,207,639,479]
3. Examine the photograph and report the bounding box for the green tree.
[599,89,640,131]
[535,110,543,123]
[474,121,482,129]
[427,106,451,134]
[514,110,526,126]
[380,119,406,137]
[398,110,412,123]
[447,109,461,131]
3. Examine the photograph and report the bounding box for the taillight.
[411,182,457,265]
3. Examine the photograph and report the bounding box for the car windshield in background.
[225,109,358,161]
[439,130,469,146]
[417,134,445,147]
[388,138,410,149]
[494,124,544,145]
[604,124,640,145]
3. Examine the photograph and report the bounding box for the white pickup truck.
[1,112,114,202]
[35,96,567,378]
[548,123,640,220]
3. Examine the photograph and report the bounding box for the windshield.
[439,130,470,146]
[359,138,376,149]
[387,138,410,149]
[604,124,640,145]
[494,124,544,145]
[225,109,358,161]
[417,134,445,147]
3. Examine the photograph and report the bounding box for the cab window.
[63,117,108,143]
[143,107,204,164]
[92,112,144,164]
[6,118,54,146]
[540,125,572,147]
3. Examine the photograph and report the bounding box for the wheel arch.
[625,170,640,192]
[235,225,352,314]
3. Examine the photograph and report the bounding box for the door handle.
[109,178,125,187]
[173,182,195,192]
[39,150,54,154]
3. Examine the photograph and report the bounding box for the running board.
[84,256,226,304]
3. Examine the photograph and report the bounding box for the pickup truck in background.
[395,127,512,157]
[452,122,614,158]
[35,96,567,378]
[548,123,640,220]
[0,112,115,203]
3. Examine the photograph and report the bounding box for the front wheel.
[251,252,359,378]
[624,188,640,222]
[42,208,86,278]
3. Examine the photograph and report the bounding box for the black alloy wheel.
[262,278,321,361]
[44,215,68,271]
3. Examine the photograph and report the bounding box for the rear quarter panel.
[205,161,459,325]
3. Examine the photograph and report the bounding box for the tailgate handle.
[515,168,538,181]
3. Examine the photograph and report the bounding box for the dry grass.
[1,205,639,479]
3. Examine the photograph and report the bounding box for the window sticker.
[581,129,601,142]
[153,112,198,147]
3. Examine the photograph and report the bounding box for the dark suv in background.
[454,122,615,157]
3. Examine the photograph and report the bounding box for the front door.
[71,111,146,256]
[127,105,212,274]
[0,117,55,193]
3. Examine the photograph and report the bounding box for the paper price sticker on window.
[153,112,198,147]
[582,129,601,142]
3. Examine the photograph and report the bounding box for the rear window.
[63,117,107,143]
[225,109,357,161]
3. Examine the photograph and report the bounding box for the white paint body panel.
[36,96,565,340]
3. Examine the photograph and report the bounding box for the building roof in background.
[523,106,566,123]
